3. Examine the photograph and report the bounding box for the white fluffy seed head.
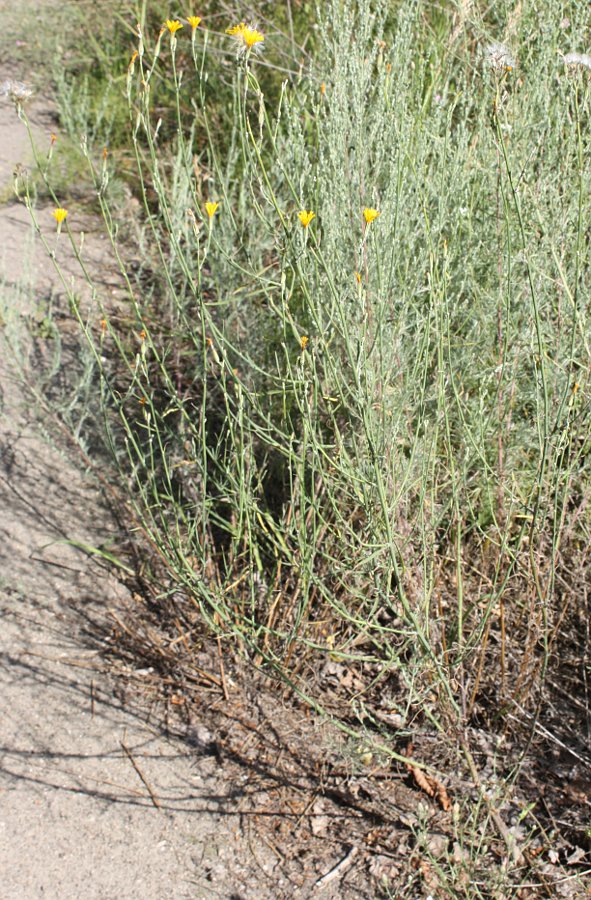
[563,52,591,71]
[0,80,33,102]
[485,42,517,72]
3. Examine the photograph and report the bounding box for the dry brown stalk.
[120,739,161,810]
[216,634,230,701]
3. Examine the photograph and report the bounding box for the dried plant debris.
[404,742,452,811]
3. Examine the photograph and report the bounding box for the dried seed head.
[563,52,591,71]
[485,42,516,73]
[0,80,33,102]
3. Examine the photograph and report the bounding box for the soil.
[0,14,275,899]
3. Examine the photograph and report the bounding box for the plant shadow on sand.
[64,556,591,898]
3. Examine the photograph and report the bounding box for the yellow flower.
[354,271,361,284]
[187,16,201,30]
[165,19,183,34]
[226,22,264,53]
[300,335,309,351]
[205,201,219,219]
[363,207,380,225]
[298,209,315,228]
[52,208,68,225]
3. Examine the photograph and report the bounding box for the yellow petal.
[165,19,183,34]
[363,207,380,224]
[298,210,315,228]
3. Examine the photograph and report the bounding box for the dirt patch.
[0,32,277,900]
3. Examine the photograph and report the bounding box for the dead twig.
[315,846,359,889]
[120,738,161,810]
[292,790,319,832]
[217,635,230,701]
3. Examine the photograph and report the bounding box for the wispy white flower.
[0,80,33,102]
[563,52,591,71]
[485,42,516,73]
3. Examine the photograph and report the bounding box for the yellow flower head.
[187,16,202,30]
[52,207,68,225]
[226,22,265,53]
[298,209,315,228]
[363,207,380,225]
[205,201,220,219]
[300,335,309,351]
[354,271,362,284]
[165,19,183,35]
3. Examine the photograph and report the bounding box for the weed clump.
[20,0,591,893]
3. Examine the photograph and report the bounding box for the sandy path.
[0,21,269,900]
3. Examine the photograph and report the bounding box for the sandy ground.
[0,18,275,900]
